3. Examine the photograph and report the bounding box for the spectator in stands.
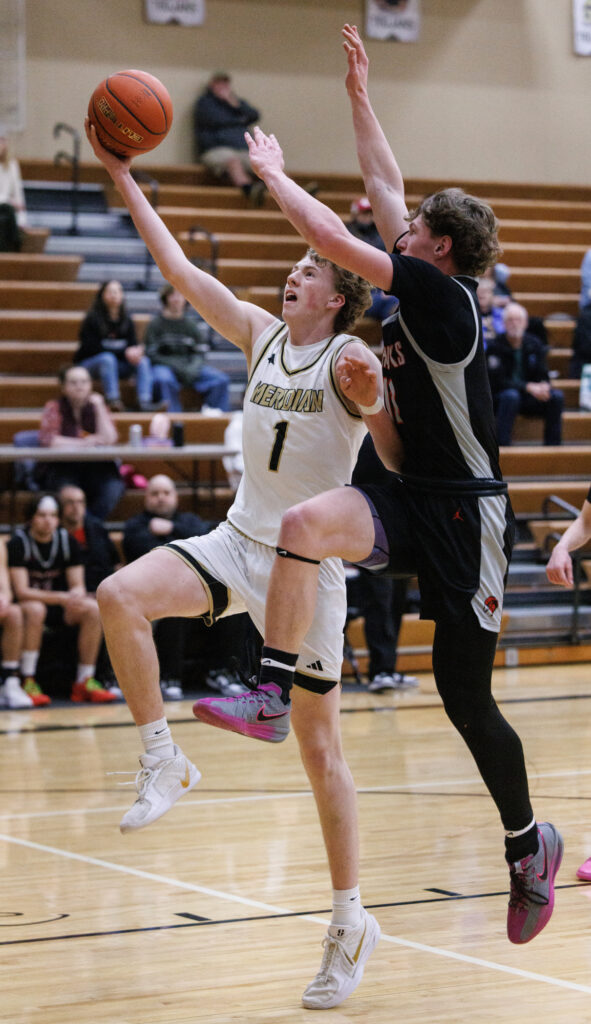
[75,279,161,413]
[347,571,418,692]
[570,307,591,379]
[0,540,29,708]
[568,249,591,378]
[123,474,212,700]
[145,284,231,412]
[193,71,264,206]
[346,197,398,321]
[59,484,120,594]
[37,364,125,521]
[486,301,564,446]
[477,276,504,347]
[7,493,115,706]
[347,435,418,693]
[60,483,121,696]
[579,249,591,312]
[0,130,27,252]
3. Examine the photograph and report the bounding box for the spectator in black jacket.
[193,71,264,205]
[59,485,120,594]
[75,280,161,413]
[122,474,211,699]
[486,302,564,446]
[60,483,121,696]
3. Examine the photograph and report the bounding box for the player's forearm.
[347,87,405,204]
[262,167,351,262]
[364,409,404,472]
[555,515,591,555]
[111,168,187,284]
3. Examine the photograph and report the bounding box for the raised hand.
[244,125,285,181]
[84,117,133,179]
[342,23,369,96]
[336,350,380,409]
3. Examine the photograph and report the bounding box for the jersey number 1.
[269,420,289,471]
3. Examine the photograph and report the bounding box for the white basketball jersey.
[227,319,368,547]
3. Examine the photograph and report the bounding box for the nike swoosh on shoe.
[536,835,549,881]
[256,707,289,722]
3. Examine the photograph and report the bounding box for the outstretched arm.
[335,343,403,471]
[546,499,591,586]
[342,23,408,253]
[84,121,273,354]
[246,127,393,292]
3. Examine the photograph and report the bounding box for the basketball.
[88,70,173,158]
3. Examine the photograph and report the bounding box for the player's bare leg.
[194,487,375,741]
[97,548,209,831]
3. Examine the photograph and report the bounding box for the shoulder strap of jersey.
[328,333,366,419]
[248,321,288,383]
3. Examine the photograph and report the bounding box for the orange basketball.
[88,70,173,158]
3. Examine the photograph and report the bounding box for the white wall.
[17,0,591,185]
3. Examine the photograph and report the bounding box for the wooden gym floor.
[1,663,591,1023]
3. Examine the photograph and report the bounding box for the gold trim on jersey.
[328,336,366,419]
[278,332,339,377]
[165,543,229,625]
[248,321,289,384]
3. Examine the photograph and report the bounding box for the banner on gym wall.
[573,0,591,54]
[144,0,205,26]
[365,0,421,42]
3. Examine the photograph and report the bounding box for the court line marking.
[2,764,591,821]
[2,687,591,736]
[0,831,589,996]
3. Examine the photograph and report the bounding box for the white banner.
[144,0,205,26]
[573,0,591,54]
[365,0,421,42]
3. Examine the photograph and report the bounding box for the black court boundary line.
[2,789,591,804]
[0,883,584,948]
[2,689,591,736]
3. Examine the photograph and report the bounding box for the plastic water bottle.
[129,423,143,447]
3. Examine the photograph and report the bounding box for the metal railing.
[53,122,80,235]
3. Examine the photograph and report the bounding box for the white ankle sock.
[331,886,362,928]
[76,664,95,683]
[139,718,175,760]
[20,651,39,677]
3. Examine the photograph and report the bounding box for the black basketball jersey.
[382,254,502,488]
[7,526,81,592]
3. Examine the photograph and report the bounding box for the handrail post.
[53,122,80,235]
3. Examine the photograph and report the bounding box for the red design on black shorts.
[484,595,499,615]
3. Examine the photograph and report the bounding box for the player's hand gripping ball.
[88,70,173,159]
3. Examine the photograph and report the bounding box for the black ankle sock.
[259,645,297,704]
[241,183,252,197]
[505,822,539,864]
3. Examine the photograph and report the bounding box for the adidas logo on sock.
[306,659,324,672]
